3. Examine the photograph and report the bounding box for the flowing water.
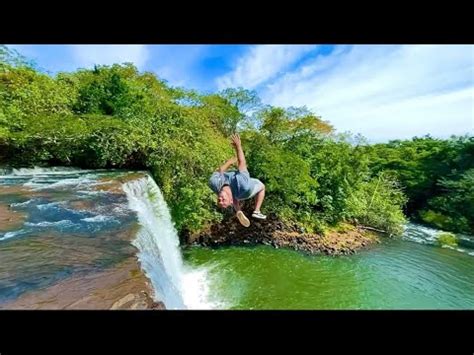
[1,167,472,309]
[183,223,474,309]
[0,167,213,309]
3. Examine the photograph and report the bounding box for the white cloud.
[216,45,317,90]
[257,45,474,142]
[70,45,150,69]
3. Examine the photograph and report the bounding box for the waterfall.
[122,174,215,310]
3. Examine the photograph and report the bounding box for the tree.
[219,87,262,130]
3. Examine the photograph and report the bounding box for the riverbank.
[183,210,380,256]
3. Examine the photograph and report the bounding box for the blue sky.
[8,44,474,142]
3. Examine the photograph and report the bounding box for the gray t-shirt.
[208,170,263,200]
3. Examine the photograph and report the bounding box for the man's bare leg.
[254,186,265,213]
[233,199,241,212]
[251,186,267,220]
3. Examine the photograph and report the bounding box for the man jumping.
[208,133,266,227]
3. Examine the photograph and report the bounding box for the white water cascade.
[122,174,216,309]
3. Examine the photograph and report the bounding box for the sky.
[8,44,474,142]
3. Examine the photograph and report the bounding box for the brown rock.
[0,203,27,232]
[1,257,165,310]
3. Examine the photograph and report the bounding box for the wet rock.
[151,301,166,310]
[1,257,165,310]
[0,203,27,232]
[111,294,136,309]
[184,204,380,256]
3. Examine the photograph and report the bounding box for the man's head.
[217,186,233,209]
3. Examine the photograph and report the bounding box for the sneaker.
[252,211,267,220]
[236,210,250,227]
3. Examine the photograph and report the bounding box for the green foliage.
[244,108,406,234]
[418,169,474,233]
[2,114,150,168]
[198,94,242,136]
[0,59,231,233]
[2,48,469,237]
[365,136,474,234]
[346,172,407,236]
[0,62,76,123]
[437,232,458,247]
[219,87,262,130]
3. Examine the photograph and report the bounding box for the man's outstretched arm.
[231,134,247,172]
[217,156,237,173]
